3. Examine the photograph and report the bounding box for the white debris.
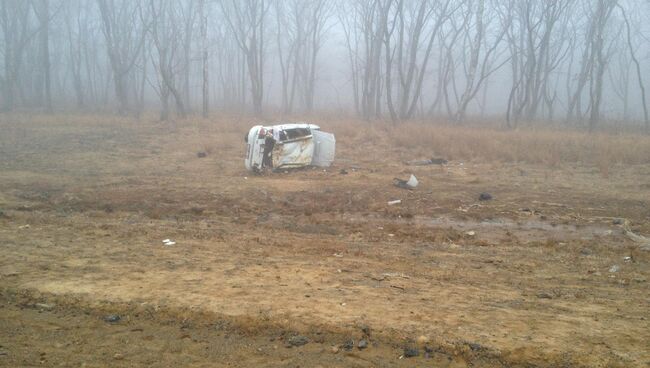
[388,199,402,205]
[405,174,418,189]
[466,230,476,236]
[609,265,620,273]
[162,239,176,246]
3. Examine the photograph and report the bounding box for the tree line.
[0,0,648,130]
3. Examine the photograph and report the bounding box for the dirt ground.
[1,114,649,367]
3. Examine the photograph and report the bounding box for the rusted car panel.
[244,123,335,171]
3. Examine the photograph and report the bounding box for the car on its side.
[244,123,335,172]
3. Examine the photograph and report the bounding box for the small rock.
[358,339,368,350]
[612,218,624,225]
[287,335,309,347]
[197,151,207,158]
[342,339,354,351]
[609,265,620,273]
[580,248,592,256]
[330,346,340,354]
[339,169,348,175]
[360,325,371,336]
[113,353,124,360]
[465,231,476,237]
[478,192,493,201]
[468,342,485,351]
[35,303,55,311]
[623,256,632,262]
[104,314,121,323]
[403,347,419,358]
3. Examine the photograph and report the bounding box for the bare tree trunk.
[200,0,209,118]
[617,3,648,131]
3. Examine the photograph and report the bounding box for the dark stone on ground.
[342,339,355,351]
[339,169,348,175]
[613,218,624,225]
[103,314,121,323]
[403,347,419,357]
[197,151,207,158]
[468,342,486,351]
[358,339,368,350]
[360,325,371,336]
[287,335,309,347]
[478,192,493,201]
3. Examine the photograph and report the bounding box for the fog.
[1,0,649,129]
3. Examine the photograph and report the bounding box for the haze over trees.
[0,0,648,130]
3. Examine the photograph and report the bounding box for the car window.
[281,128,311,141]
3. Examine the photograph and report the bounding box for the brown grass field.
[1,113,649,367]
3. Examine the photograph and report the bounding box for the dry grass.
[3,112,650,170]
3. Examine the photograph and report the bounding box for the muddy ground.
[0,115,649,367]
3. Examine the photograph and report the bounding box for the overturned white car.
[244,123,335,172]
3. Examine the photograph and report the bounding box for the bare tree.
[220,0,270,115]
[617,2,648,131]
[145,0,189,120]
[384,0,455,123]
[97,0,148,115]
[0,0,38,111]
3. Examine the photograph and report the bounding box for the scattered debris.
[358,339,368,350]
[361,325,371,336]
[162,239,176,246]
[403,347,419,358]
[609,265,620,273]
[342,339,355,351]
[387,199,402,205]
[196,151,207,158]
[465,230,476,236]
[404,157,448,166]
[468,342,486,352]
[103,314,121,323]
[287,335,309,347]
[393,174,418,190]
[339,169,348,175]
[113,353,124,360]
[478,192,493,201]
[18,224,30,229]
[612,218,624,225]
[34,303,55,311]
[330,346,340,354]
[624,256,632,262]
